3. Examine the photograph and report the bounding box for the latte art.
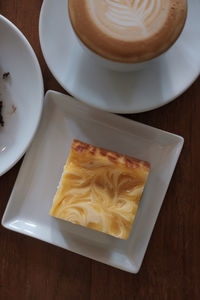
[88,0,168,40]
[68,0,187,62]
[104,0,162,31]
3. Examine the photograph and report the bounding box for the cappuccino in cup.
[68,0,187,70]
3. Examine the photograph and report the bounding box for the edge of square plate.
[1,90,184,273]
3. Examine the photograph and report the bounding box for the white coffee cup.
[68,0,187,72]
[73,29,159,72]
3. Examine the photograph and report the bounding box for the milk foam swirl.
[105,0,161,29]
[88,0,168,40]
[69,0,187,62]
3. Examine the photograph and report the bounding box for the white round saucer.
[0,15,43,176]
[39,0,200,114]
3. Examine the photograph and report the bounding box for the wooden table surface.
[0,1,200,299]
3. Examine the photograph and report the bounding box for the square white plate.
[2,91,183,273]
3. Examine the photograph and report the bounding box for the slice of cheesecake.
[50,139,150,239]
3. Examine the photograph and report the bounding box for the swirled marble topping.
[50,140,150,239]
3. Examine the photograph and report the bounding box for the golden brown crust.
[72,139,150,170]
[68,0,187,63]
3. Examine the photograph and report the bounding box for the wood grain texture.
[0,1,200,299]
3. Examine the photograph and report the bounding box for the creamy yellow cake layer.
[50,140,150,239]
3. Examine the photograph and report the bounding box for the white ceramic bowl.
[0,15,44,176]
